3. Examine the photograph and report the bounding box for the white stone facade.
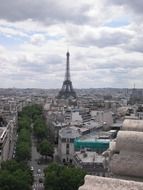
[58,127,80,163]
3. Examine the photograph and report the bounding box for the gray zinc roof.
[59,126,81,139]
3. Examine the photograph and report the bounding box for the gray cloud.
[66,25,133,48]
[109,0,143,15]
[127,36,143,53]
[19,53,64,74]
[80,30,131,48]
[0,0,90,24]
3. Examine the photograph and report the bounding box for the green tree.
[16,142,31,162]
[44,163,86,190]
[18,116,31,131]
[18,128,31,144]
[34,124,46,140]
[0,160,33,190]
[37,139,54,158]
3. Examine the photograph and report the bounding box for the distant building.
[79,109,91,123]
[95,111,113,127]
[129,88,143,105]
[0,118,16,162]
[0,127,8,161]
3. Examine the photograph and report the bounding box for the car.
[30,166,34,171]
[37,169,41,174]
[39,178,43,183]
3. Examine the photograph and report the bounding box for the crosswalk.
[34,173,44,177]
[33,183,44,187]
[32,183,44,190]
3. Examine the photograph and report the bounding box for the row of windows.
[61,138,74,143]
[63,158,72,163]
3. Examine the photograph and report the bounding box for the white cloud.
[30,34,46,45]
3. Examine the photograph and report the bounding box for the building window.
[62,138,66,142]
[66,138,70,143]
[63,158,66,163]
[66,144,69,148]
[70,138,74,143]
[66,149,69,155]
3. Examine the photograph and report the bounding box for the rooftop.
[74,151,104,163]
[0,127,7,139]
[77,132,111,143]
[59,126,81,139]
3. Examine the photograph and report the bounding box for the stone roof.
[110,128,143,178]
[110,152,143,177]
[123,119,143,132]
[78,175,143,190]
[116,131,143,152]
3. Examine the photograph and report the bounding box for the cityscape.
[0,1,143,190]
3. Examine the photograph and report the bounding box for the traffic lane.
[31,159,44,189]
[30,151,48,176]
[30,137,47,190]
[31,159,48,190]
[30,133,51,190]
[30,140,49,173]
[32,168,44,190]
[32,159,49,179]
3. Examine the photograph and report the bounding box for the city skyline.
[0,0,143,89]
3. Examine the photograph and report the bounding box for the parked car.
[37,169,41,174]
[39,178,43,183]
[12,153,15,158]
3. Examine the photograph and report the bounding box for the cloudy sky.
[0,0,143,89]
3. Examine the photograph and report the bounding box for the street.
[30,134,48,190]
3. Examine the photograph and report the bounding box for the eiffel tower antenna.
[57,51,76,99]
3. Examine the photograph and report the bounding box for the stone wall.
[116,131,143,152]
[123,119,143,132]
[79,175,143,190]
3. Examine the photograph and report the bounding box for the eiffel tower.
[57,52,76,99]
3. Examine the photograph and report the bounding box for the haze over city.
[0,0,143,89]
